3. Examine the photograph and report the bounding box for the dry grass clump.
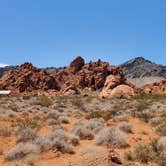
[5,127,79,160]
[4,143,41,161]
[46,129,78,154]
[158,136,166,151]
[86,110,113,121]
[16,117,38,128]
[71,121,94,140]
[95,127,128,148]
[118,122,133,133]
[156,122,166,136]
[148,111,166,136]
[86,118,105,133]
[125,138,166,165]
[113,114,128,122]
[58,116,69,124]
[34,96,53,107]
[16,127,37,142]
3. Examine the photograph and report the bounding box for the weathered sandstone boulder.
[100,75,135,98]
[141,77,166,94]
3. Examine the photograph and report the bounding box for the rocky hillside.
[120,57,166,78]
[0,56,131,96]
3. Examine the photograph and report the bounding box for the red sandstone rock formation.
[141,77,166,94]
[55,56,124,91]
[0,56,136,97]
[0,62,60,95]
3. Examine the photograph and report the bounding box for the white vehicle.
[0,90,11,95]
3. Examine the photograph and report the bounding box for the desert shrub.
[149,117,162,127]
[17,117,38,128]
[7,103,19,112]
[126,138,166,165]
[68,134,80,146]
[86,110,102,119]
[58,116,69,124]
[118,122,132,133]
[45,118,58,126]
[133,143,155,163]
[47,129,75,153]
[4,143,40,161]
[124,150,133,161]
[157,136,166,151]
[51,138,74,154]
[156,122,166,135]
[33,136,52,151]
[86,110,113,121]
[95,127,128,148]
[86,118,105,133]
[131,109,153,123]
[113,114,128,122]
[34,96,52,107]
[71,122,94,140]
[71,97,83,108]
[16,127,37,142]
[45,110,60,120]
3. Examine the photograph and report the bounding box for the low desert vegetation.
[118,122,133,133]
[86,118,105,133]
[16,126,37,142]
[34,96,53,107]
[125,138,166,165]
[0,95,166,165]
[71,121,94,140]
[95,127,128,148]
[4,143,41,161]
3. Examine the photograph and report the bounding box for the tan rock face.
[100,75,135,98]
[0,62,60,95]
[141,78,166,94]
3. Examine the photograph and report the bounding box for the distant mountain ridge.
[120,57,166,78]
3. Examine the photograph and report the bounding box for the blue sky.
[0,0,166,67]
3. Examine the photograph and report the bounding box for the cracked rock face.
[0,62,60,95]
[141,77,166,94]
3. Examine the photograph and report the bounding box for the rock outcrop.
[0,62,60,95]
[0,56,137,97]
[141,77,166,94]
[99,74,135,98]
[56,57,124,91]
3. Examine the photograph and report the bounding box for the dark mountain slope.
[120,57,166,78]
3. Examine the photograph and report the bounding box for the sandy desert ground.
[0,93,165,166]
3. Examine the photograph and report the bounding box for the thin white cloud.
[0,63,10,67]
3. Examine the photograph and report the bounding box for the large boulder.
[141,77,166,94]
[100,75,135,98]
[69,56,85,73]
